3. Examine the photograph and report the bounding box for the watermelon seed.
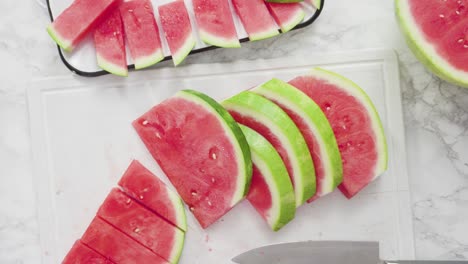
[439,14,445,18]
[142,120,149,126]
[139,195,144,200]
[209,147,219,160]
[191,191,198,196]
[126,198,131,204]
[199,168,206,173]
[211,177,216,183]
[464,45,468,48]
[133,227,140,233]
[128,9,133,13]
[208,201,212,206]
[458,39,465,43]
[190,206,195,211]
[156,132,161,139]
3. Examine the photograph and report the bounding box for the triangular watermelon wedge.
[266,2,305,33]
[232,0,280,41]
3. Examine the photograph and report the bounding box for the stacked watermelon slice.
[47,0,321,76]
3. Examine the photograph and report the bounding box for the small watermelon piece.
[289,68,388,199]
[159,1,196,66]
[222,91,315,207]
[252,79,343,202]
[93,9,128,77]
[231,0,280,41]
[396,0,468,87]
[240,125,296,231]
[120,0,164,70]
[133,90,252,229]
[266,2,305,33]
[62,240,111,264]
[192,0,241,48]
[47,0,119,52]
[97,188,185,264]
[118,160,187,232]
[81,217,170,264]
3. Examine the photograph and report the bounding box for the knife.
[232,241,467,264]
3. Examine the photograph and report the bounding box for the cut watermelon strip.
[120,0,164,70]
[97,188,185,264]
[396,0,468,87]
[222,91,315,207]
[118,160,187,232]
[266,3,305,33]
[289,68,388,198]
[62,240,112,264]
[93,9,128,77]
[192,0,241,48]
[47,0,119,52]
[81,217,170,263]
[240,125,296,231]
[133,90,252,228]
[159,1,196,66]
[252,79,342,202]
[232,0,280,41]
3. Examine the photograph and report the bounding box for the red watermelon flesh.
[232,0,279,41]
[192,0,241,48]
[47,0,119,52]
[247,165,273,218]
[289,70,387,198]
[120,0,164,70]
[118,160,187,232]
[97,188,184,264]
[408,0,468,72]
[93,9,128,77]
[266,2,305,33]
[81,217,169,264]
[159,1,196,66]
[62,240,112,264]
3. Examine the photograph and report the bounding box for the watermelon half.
[266,2,305,33]
[97,188,185,264]
[192,0,241,48]
[289,68,388,198]
[240,125,296,231]
[120,0,164,70]
[252,78,343,202]
[231,0,280,41]
[133,90,252,229]
[62,240,111,264]
[118,160,187,232]
[47,0,119,52]
[159,1,196,66]
[93,9,128,77]
[396,0,468,87]
[222,91,316,207]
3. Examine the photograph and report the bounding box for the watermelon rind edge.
[278,5,306,33]
[395,0,468,88]
[96,54,128,77]
[172,36,196,66]
[170,227,185,264]
[175,90,253,207]
[47,25,73,52]
[222,91,316,207]
[309,67,388,178]
[249,28,280,42]
[199,30,241,48]
[253,78,343,194]
[166,187,188,232]
[311,0,322,10]
[134,49,165,70]
[240,125,296,231]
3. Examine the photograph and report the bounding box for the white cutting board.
[47,0,319,74]
[28,49,414,263]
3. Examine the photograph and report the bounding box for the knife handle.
[384,261,468,264]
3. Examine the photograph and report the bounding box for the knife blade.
[231,241,468,264]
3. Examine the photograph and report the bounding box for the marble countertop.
[0,0,467,263]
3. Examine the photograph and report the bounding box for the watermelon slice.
[97,188,185,264]
[396,0,468,87]
[118,160,187,232]
[62,240,111,264]
[81,217,170,263]
[120,0,164,70]
[47,0,119,52]
[159,1,196,66]
[192,0,241,48]
[93,9,128,77]
[289,68,388,198]
[252,79,342,202]
[133,90,252,228]
[231,0,280,41]
[222,91,315,207]
[266,2,305,33]
[240,125,296,231]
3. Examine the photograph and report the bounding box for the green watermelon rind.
[169,227,186,264]
[172,36,196,66]
[277,5,305,33]
[395,0,468,88]
[309,67,388,178]
[253,78,343,195]
[249,28,280,42]
[47,25,73,52]
[165,187,188,232]
[176,90,253,206]
[134,49,165,70]
[311,0,322,10]
[222,91,316,207]
[199,30,241,48]
[96,54,128,77]
[240,125,295,231]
